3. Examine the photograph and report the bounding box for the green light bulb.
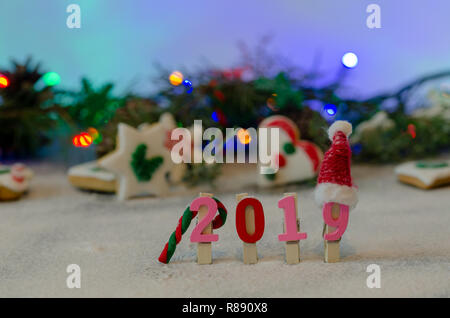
[42,72,61,86]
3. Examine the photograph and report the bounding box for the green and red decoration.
[158,197,227,264]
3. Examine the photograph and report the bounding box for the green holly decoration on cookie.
[416,162,448,169]
[0,168,10,175]
[130,144,164,182]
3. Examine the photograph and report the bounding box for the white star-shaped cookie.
[99,122,176,200]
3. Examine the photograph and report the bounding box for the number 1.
[278,196,307,242]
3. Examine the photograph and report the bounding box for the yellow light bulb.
[237,129,251,145]
[169,71,184,86]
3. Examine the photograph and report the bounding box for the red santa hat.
[314,120,358,210]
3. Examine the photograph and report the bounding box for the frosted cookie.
[0,164,33,201]
[99,113,185,200]
[257,115,323,186]
[68,113,185,197]
[68,161,116,193]
[395,160,450,189]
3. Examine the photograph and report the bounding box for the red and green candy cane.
[158,197,227,264]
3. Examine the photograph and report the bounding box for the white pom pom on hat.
[328,120,352,141]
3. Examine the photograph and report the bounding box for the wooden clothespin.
[324,203,341,263]
[236,193,258,264]
[282,193,301,264]
[197,192,214,264]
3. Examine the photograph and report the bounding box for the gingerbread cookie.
[395,160,450,189]
[0,164,33,201]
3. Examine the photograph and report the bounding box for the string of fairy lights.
[0,52,359,149]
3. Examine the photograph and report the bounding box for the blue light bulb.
[324,104,337,116]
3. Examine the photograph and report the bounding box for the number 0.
[235,197,265,243]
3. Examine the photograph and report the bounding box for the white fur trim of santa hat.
[328,120,352,141]
[314,182,358,210]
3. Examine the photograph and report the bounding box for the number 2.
[190,197,219,243]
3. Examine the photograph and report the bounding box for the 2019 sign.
[159,193,350,265]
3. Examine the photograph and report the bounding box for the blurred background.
[2,0,450,96]
[0,0,448,180]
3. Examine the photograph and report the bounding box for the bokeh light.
[169,71,183,86]
[211,111,219,122]
[351,143,363,155]
[73,132,93,148]
[408,124,416,139]
[42,72,61,86]
[342,52,358,69]
[0,74,9,88]
[87,127,102,144]
[183,79,193,93]
[267,94,278,111]
[237,128,252,145]
[324,103,337,116]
